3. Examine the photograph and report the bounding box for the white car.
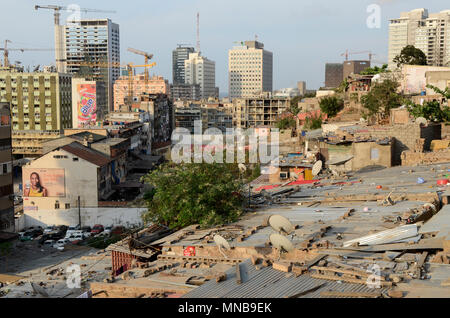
[43,226,56,234]
[103,226,112,235]
[82,232,91,239]
[53,239,68,250]
[67,234,83,242]
[43,239,55,247]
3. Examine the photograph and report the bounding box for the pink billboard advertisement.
[77,84,97,127]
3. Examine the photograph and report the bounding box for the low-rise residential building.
[22,141,115,213]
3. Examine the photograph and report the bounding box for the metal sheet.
[343,224,418,247]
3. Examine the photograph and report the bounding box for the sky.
[1,0,449,95]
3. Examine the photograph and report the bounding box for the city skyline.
[1,0,449,95]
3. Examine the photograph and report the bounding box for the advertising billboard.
[22,168,65,197]
[77,84,97,127]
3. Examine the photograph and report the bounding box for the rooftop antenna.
[255,34,258,41]
[214,234,231,258]
[269,215,295,235]
[196,12,200,54]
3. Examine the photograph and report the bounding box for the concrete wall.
[425,71,450,95]
[23,207,147,228]
[351,142,393,171]
[22,149,99,212]
[402,149,450,166]
[354,124,441,165]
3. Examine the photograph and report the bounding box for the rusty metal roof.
[61,142,111,167]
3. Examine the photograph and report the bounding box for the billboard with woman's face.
[22,168,65,197]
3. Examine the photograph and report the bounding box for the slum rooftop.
[82,163,450,298]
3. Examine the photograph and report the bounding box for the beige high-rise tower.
[388,9,450,68]
[228,41,273,98]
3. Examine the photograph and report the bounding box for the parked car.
[91,224,104,235]
[71,234,84,245]
[38,234,50,245]
[21,229,42,241]
[53,239,69,250]
[82,232,91,239]
[103,226,113,235]
[66,225,80,237]
[43,239,55,247]
[43,226,56,234]
[111,226,125,236]
[81,226,91,233]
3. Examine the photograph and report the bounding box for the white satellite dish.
[269,233,294,252]
[416,117,427,126]
[214,234,231,258]
[238,163,247,174]
[312,160,323,177]
[269,215,294,235]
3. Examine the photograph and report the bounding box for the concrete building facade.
[228,41,273,98]
[172,45,195,85]
[343,60,371,79]
[325,63,344,88]
[113,75,170,111]
[170,83,201,101]
[232,96,289,128]
[388,9,450,68]
[22,142,114,213]
[64,19,120,110]
[0,70,72,157]
[0,103,14,232]
[184,52,216,99]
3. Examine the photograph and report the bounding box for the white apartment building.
[388,9,450,68]
[64,19,120,110]
[184,52,216,99]
[228,41,273,99]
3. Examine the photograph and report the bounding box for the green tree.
[319,96,344,118]
[360,64,389,75]
[361,79,403,121]
[406,100,450,122]
[303,113,323,130]
[276,114,296,130]
[393,45,427,68]
[141,162,244,229]
[426,84,450,99]
[290,95,302,115]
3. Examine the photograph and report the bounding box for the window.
[73,157,79,161]
[2,164,6,174]
[55,202,60,209]
[65,203,70,209]
[371,148,379,160]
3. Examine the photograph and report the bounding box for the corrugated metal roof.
[183,259,388,298]
[61,142,111,167]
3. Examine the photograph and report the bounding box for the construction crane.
[0,41,55,68]
[79,61,156,109]
[341,50,375,62]
[127,48,154,83]
[34,5,116,73]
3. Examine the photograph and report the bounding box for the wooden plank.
[310,266,387,281]
[310,273,393,287]
[236,263,242,284]
[320,290,381,298]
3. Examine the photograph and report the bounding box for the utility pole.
[78,196,81,228]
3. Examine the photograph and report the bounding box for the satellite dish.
[214,234,230,258]
[416,117,427,125]
[214,234,231,250]
[238,163,247,173]
[291,172,299,180]
[269,215,294,235]
[269,233,294,252]
[312,160,323,177]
